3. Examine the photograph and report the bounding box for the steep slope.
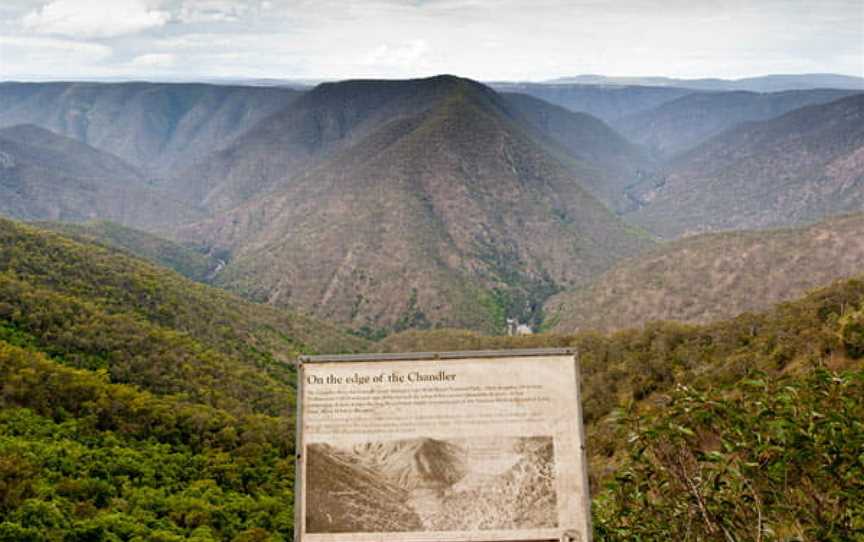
[171,76,498,211]
[503,92,656,211]
[177,76,652,333]
[0,218,367,373]
[0,125,200,228]
[628,93,864,238]
[489,82,693,122]
[352,438,469,490]
[545,214,864,333]
[613,88,860,158]
[3,211,864,538]
[0,82,300,176]
[0,218,367,539]
[37,220,221,283]
[305,444,424,533]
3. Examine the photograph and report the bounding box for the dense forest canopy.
[0,219,862,539]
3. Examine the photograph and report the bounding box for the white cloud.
[177,0,250,23]
[363,40,430,68]
[2,0,862,81]
[0,35,112,58]
[0,35,113,78]
[21,0,170,38]
[130,52,176,67]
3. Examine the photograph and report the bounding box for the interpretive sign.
[294,349,591,542]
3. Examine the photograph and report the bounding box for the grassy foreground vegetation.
[0,218,862,539]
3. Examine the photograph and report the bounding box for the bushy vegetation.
[594,367,864,540]
[0,342,294,541]
[546,213,864,334]
[379,277,864,539]
[1,218,862,539]
[37,220,220,283]
[0,219,367,539]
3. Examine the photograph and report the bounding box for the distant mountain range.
[544,73,864,92]
[0,82,300,176]
[611,88,859,158]
[0,74,861,333]
[174,76,652,332]
[629,93,864,237]
[546,213,864,333]
[489,82,693,122]
[0,124,200,228]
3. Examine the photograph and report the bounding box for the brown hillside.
[545,213,864,333]
[0,125,202,229]
[628,93,864,238]
[613,88,858,159]
[0,82,300,176]
[176,76,651,333]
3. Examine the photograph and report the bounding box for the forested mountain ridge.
[37,220,221,283]
[612,88,859,159]
[164,75,495,212]
[0,82,301,176]
[0,218,368,539]
[0,124,201,229]
[175,76,652,334]
[0,218,367,376]
[629,93,864,238]
[1,219,863,539]
[545,213,864,333]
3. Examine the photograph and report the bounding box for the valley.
[2,76,861,338]
[0,69,862,540]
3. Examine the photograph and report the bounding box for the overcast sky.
[1,0,862,82]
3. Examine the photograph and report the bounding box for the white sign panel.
[295,350,591,542]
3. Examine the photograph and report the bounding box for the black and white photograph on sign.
[306,436,558,534]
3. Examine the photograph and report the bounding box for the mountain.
[168,80,654,214]
[489,82,694,122]
[165,76,481,212]
[305,444,424,533]
[502,92,655,211]
[37,220,221,283]
[0,82,300,175]
[0,217,366,540]
[175,76,652,333]
[0,124,200,228]
[628,93,864,238]
[352,438,468,490]
[3,213,863,538]
[613,88,860,158]
[546,73,864,92]
[545,213,864,333]
[0,218,367,376]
